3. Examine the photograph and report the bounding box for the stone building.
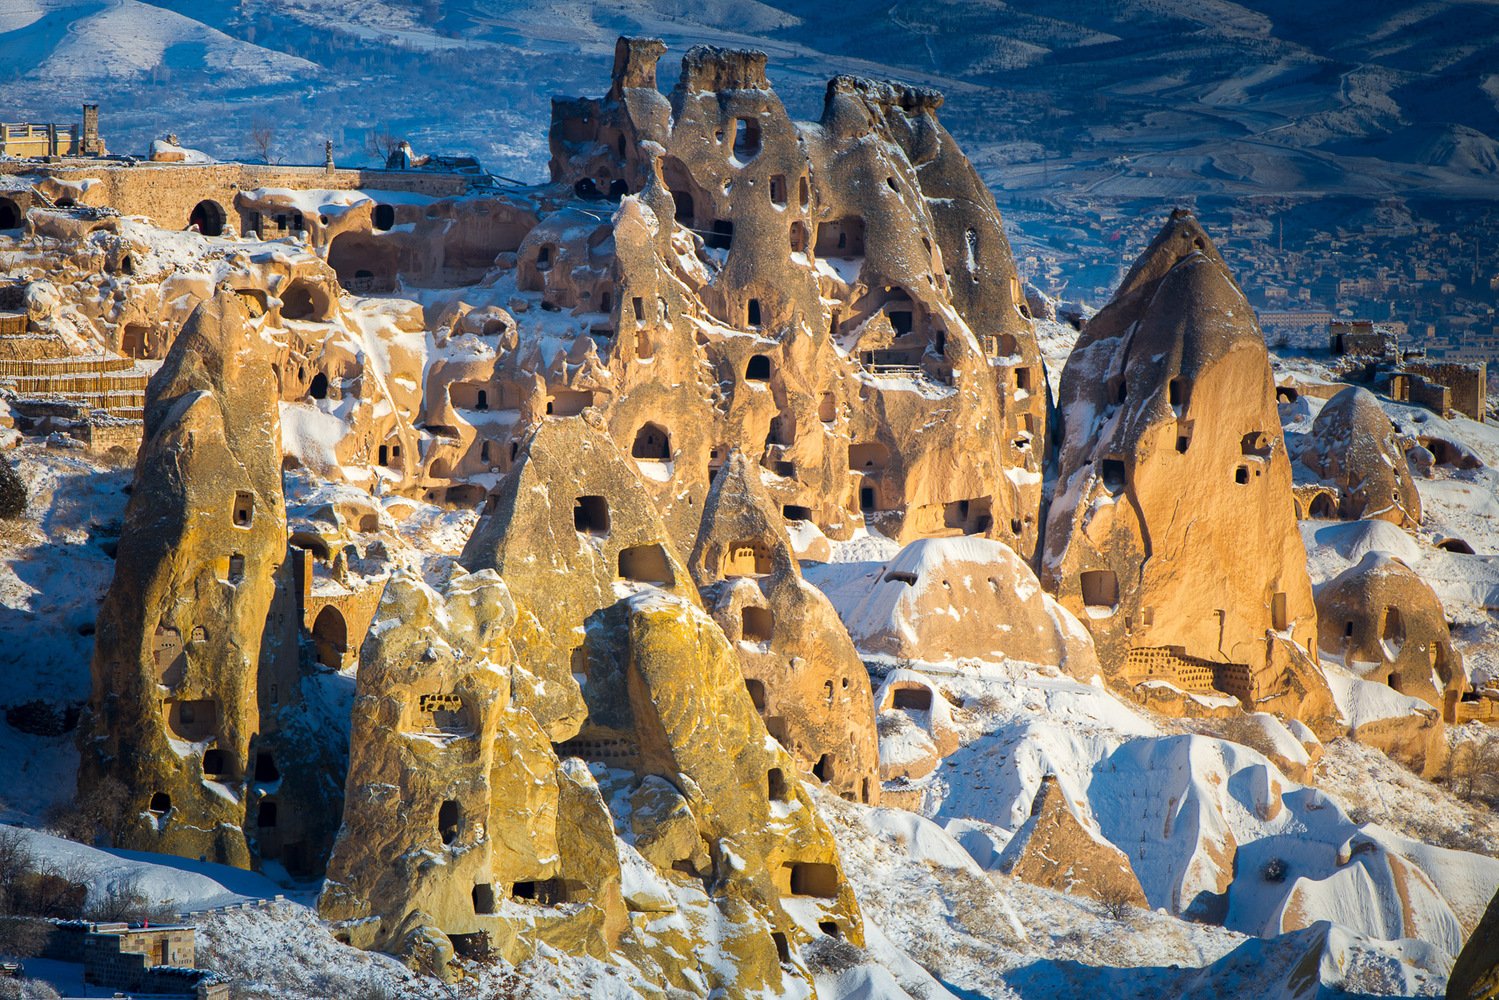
[0,104,103,159]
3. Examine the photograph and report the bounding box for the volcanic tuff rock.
[521,37,1048,558]
[79,290,315,866]
[317,569,631,970]
[1316,551,1465,711]
[1449,887,1499,1000]
[336,416,863,987]
[839,535,1100,673]
[1043,210,1326,726]
[688,451,880,804]
[1303,386,1422,529]
[996,774,1148,907]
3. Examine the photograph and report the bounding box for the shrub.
[1097,882,1136,921]
[0,455,24,520]
[803,934,867,975]
[46,776,131,847]
[1262,857,1289,883]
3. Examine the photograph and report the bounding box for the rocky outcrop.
[688,451,879,804]
[329,432,865,988]
[1449,887,1499,1000]
[79,290,299,866]
[1043,211,1324,724]
[505,37,1048,558]
[1316,551,1465,713]
[839,535,1099,674]
[317,569,631,969]
[1302,386,1421,529]
[997,775,1148,908]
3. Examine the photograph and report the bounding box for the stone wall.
[1122,646,1253,702]
[1403,360,1487,422]
[1,161,473,236]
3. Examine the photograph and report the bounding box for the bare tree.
[0,828,34,914]
[249,118,276,165]
[365,128,402,166]
[1096,882,1136,922]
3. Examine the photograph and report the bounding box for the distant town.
[1005,194,1499,365]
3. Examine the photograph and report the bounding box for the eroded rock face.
[460,415,701,741]
[1316,551,1465,712]
[1449,887,1499,1000]
[317,570,630,968]
[1043,211,1323,724]
[525,37,1047,557]
[1302,387,1421,529]
[688,451,880,804]
[997,775,1148,907]
[330,430,863,989]
[80,291,297,866]
[840,535,1099,674]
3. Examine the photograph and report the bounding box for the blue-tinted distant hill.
[0,0,1494,198]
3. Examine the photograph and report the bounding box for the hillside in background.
[0,0,1495,198]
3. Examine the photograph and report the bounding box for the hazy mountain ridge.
[0,0,1492,201]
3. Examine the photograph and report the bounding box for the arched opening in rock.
[745,354,771,381]
[257,799,278,827]
[632,422,671,460]
[812,754,833,783]
[328,233,398,293]
[724,541,771,577]
[120,323,151,358]
[1381,607,1406,660]
[732,118,762,160]
[745,678,767,711]
[891,687,932,712]
[783,504,812,522]
[706,219,734,250]
[202,748,226,777]
[0,197,21,229]
[768,768,787,801]
[747,299,762,327]
[1241,431,1272,458]
[769,174,787,206]
[815,217,865,257]
[790,220,809,254]
[255,752,280,782]
[189,200,226,236]
[742,606,773,643]
[308,372,329,400]
[232,491,254,528]
[785,862,839,898]
[280,281,328,321]
[312,606,347,668]
[148,792,171,815]
[618,544,673,585]
[1310,493,1337,519]
[573,495,609,536]
[438,800,460,845]
[1081,570,1118,610]
[472,883,496,914]
[372,204,396,231]
[1438,537,1475,554]
[166,699,217,741]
